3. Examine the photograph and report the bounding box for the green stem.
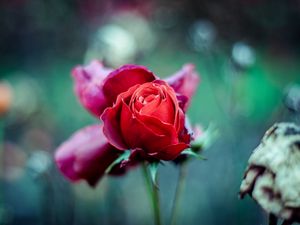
[269,214,277,225]
[152,177,161,225]
[142,163,162,225]
[169,164,187,225]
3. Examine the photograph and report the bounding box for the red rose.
[101,65,191,161]
[55,62,200,185]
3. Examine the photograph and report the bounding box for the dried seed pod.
[240,122,300,223]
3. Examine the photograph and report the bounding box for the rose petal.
[55,146,79,181]
[176,94,188,112]
[55,124,121,186]
[101,86,139,150]
[102,64,156,106]
[152,143,189,161]
[137,95,161,113]
[139,84,175,124]
[72,60,113,117]
[101,106,128,151]
[165,64,200,111]
[135,113,178,138]
[155,81,186,134]
[120,102,179,155]
[174,107,186,135]
[121,102,167,150]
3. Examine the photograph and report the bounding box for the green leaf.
[148,161,159,186]
[105,150,130,174]
[181,148,207,160]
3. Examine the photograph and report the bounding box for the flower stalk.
[169,164,187,225]
[142,163,162,225]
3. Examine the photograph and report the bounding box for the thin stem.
[142,163,162,225]
[152,176,161,225]
[169,164,188,225]
[269,214,277,225]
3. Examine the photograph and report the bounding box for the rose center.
[126,82,177,125]
[138,94,158,105]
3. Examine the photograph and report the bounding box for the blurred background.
[1,0,300,224]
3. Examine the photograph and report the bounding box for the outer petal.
[165,64,200,110]
[55,124,121,186]
[151,143,189,161]
[72,60,113,117]
[101,105,128,150]
[101,85,139,150]
[102,64,156,106]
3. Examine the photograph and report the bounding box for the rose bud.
[101,65,192,161]
[240,122,300,223]
[72,60,113,117]
[55,124,125,186]
[165,64,200,111]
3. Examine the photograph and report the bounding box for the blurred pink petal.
[165,64,200,111]
[72,60,113,118]
[192,124,204,140]
[55,124,121,186]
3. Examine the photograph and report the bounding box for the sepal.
[105,150,131,174]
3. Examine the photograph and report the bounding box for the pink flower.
[165,64,200,111]
[72,60,113,118]
[55,124,123,186]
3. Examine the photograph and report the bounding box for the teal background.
[1,1,300,225]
